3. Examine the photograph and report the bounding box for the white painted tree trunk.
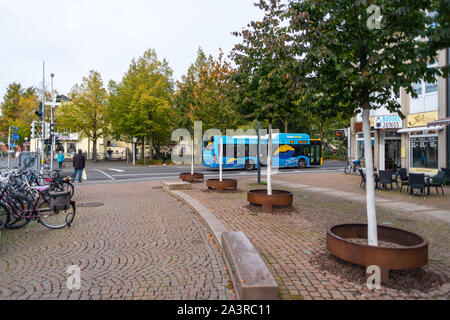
[362,108,378,246]
[191,140,194,175]
[219,136,223,182]
[267,123,273,196]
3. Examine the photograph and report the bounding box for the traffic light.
[31,121,38,139]
[50,123,55,137]
[35,102,43,119]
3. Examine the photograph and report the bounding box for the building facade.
[349,49,449,175]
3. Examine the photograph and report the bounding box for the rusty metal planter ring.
[327,224,428,282]
[206,179,238,192]
[247,189,293,212]
[179,173,204,182]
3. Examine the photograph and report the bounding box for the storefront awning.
[397,126,444,133]
[428,117,450,127]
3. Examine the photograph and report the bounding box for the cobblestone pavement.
[0,181,231,300]
[183,173,450,300]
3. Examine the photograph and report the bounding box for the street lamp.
[24,137,28,152]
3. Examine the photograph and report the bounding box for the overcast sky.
[0,0,263,98]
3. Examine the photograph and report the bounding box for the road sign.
[11,126,20,134]
[12,134,20,141]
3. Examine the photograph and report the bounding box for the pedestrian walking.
[57,151,65,170]
[107,148,113,160]
[161,149,168,165]
[73,149,86,183]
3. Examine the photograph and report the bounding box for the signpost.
[45,74,62,171]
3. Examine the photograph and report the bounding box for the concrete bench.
[221,231,278,300]
[162,181,192,191]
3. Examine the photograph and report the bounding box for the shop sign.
[407,111,438,128]
[354,122,363,133]
[373,115,403,129]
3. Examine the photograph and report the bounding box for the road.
[0,158,345,184]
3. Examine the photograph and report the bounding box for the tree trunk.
[92,138,97,162]
[362,107,378,246]
[284,118,289,133]
[267,120,273,196]
[141,137,145,160]
[148,129,153,160]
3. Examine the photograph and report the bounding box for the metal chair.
[359,168,366,189]
[397,168,410,193]
[378,170,394,190]
[409,173,426,198]
[428,171,445,195]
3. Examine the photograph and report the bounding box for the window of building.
[409,63,438,114]
[410,135,438,169]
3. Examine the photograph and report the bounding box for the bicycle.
[0,176,76,230]
[344,159,362,175]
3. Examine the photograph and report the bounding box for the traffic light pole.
[41,61,46,175]
[50,73,54,171]
[7,126,10,168]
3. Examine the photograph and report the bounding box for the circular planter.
[327,224,428,282]
[247,189,293,212]
[206,179,238,192]
[179,173,204,182]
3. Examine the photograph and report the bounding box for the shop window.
[410,136,438,169]
[425,81,438,93]
[412,82,422,95]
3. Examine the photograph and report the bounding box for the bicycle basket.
[48,191,71,211]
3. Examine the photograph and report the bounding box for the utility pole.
[41,61,46,175]
[7,126,11,168]
[50,73,54,170]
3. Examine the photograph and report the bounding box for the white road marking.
[96,169,116,180]
[109,168,125,172]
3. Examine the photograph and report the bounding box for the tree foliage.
[231,0,297,126]
[108,49,174,157]
[175,48,243,133]
[0,83,39,146]
[57,70,109,160]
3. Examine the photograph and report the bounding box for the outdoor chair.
[359,168,366,189]
[378,170,394,190]
[397,168,410,193]
[409,173,427,198]
[428,171,445,195]
[359,169,379,190]
[442,168,450,185]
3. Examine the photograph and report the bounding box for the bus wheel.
[245,160,255,171]
[298,159,307,169]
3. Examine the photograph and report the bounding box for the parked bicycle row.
[0,168,76,232]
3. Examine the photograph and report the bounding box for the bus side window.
[294,145,304,157]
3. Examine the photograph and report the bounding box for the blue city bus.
[203,133,322,171]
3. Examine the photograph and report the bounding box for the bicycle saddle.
[36,185,50,192]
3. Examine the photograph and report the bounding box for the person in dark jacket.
[73,149,86,183]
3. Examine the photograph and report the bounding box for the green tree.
[289,0,446,245]
[175,48,243,133]
[108,49,174,159]
[231,0,297,194]
[57,70,109,161]
[0,83,39,147]
[231,0,297,130]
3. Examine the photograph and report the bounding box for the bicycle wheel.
[344,163,352,175]
[38,200,76,229]
[0,203,10,230]
[4,195,32,229]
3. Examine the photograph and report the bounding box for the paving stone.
[0,181,230,300]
